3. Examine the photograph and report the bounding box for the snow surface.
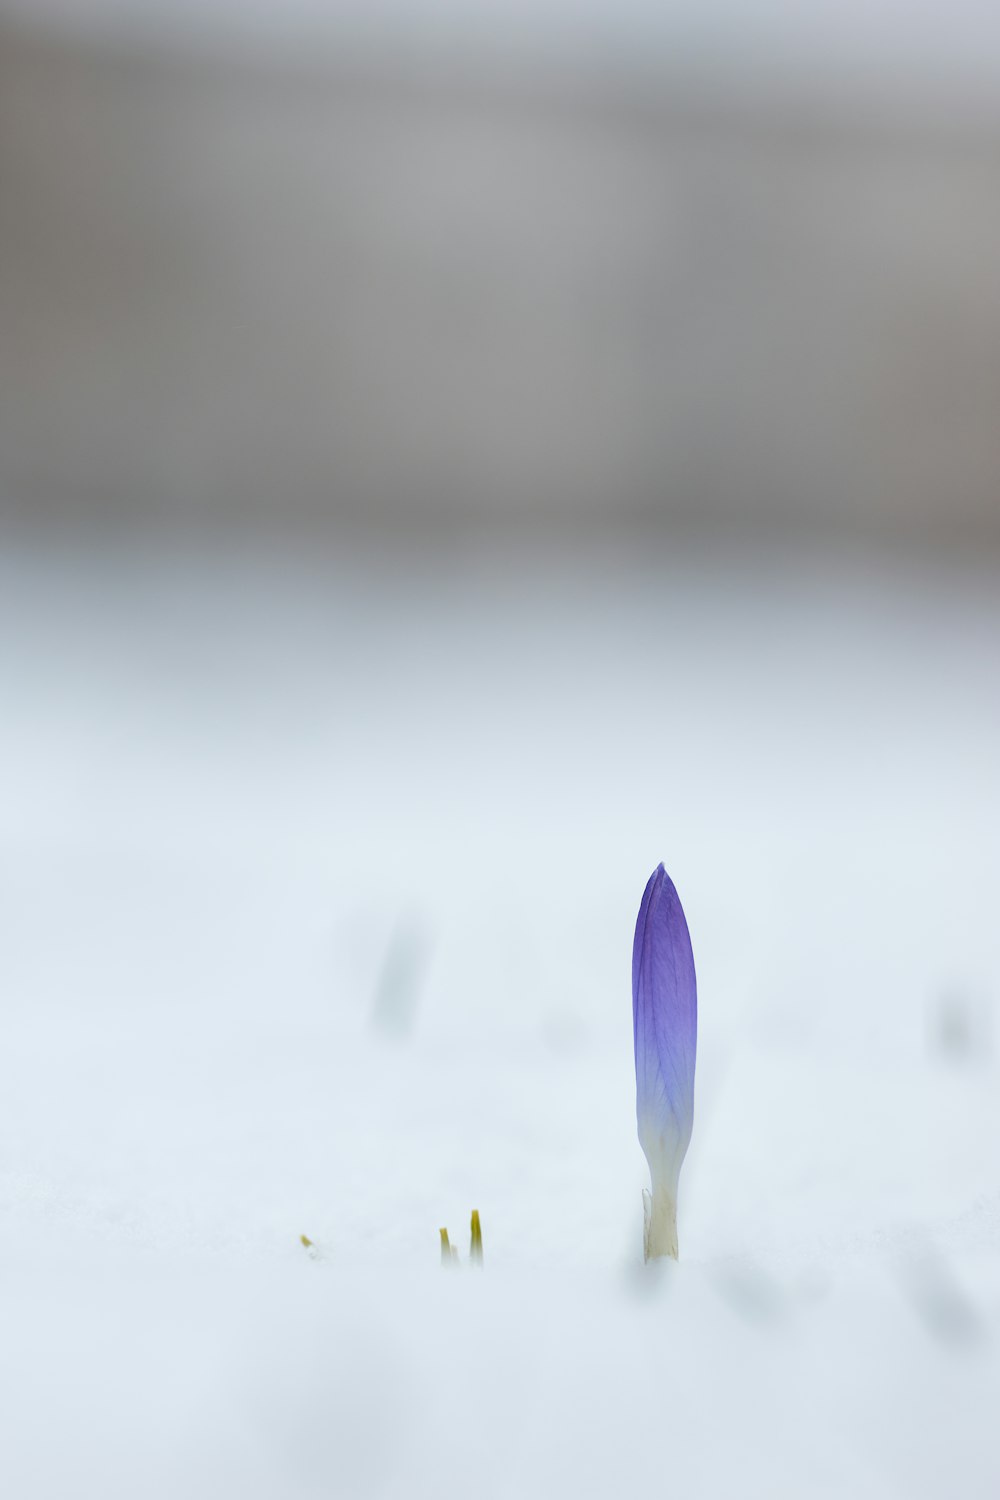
[1,537,998,1497]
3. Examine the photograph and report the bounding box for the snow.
[1,536,998,1497]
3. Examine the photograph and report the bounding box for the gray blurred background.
[2,0,1000,544]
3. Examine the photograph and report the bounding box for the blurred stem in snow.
[371,920,430,1038]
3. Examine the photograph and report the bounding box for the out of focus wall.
[2,25,999,540]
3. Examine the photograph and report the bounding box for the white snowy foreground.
[1,537,998,1497]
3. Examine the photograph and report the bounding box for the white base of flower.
[642,1182,679,1261]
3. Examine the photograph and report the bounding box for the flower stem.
[642,1183,679,1261]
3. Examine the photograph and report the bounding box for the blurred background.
[2,0,1000,540]
[2,5,1000,1497]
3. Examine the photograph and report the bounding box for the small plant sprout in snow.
[469,1209,484,1266]
[439,1211,484,1269]
[633,864,697,1261]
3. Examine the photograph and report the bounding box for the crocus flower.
[633,863,697,1260]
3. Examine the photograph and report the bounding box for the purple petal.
[632,864,697,1190]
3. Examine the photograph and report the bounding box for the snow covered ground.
[1,536,998,1497]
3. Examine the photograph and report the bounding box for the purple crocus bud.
[633,864,697,1260]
